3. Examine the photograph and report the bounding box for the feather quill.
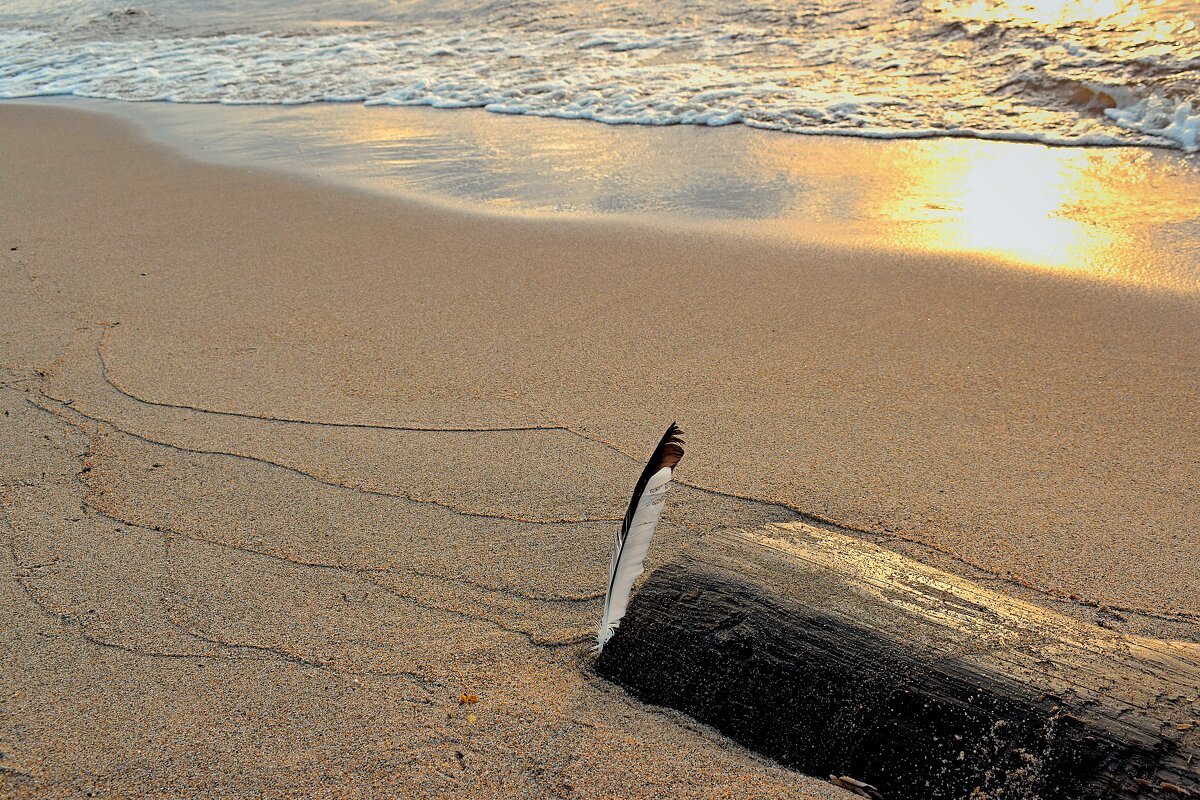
[596,423,685,652]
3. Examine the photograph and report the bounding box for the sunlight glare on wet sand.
[321,108,1161,282]
[75,100,1200,293]
[866,138,1200,289]
[877,142,1114,271]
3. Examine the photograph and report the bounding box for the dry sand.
[1,103,1198,797]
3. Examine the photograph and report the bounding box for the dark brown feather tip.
[650,422,685,473]
[619,423,685,538]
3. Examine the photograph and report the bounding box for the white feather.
[596,466,674,651]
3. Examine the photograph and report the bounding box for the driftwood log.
[595,523,1200,800]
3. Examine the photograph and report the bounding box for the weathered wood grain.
[595,523,1200,800]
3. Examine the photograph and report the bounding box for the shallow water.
[35,97,1200,294]
[2,0,1200,151]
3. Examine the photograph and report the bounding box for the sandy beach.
[2,103,1199,797]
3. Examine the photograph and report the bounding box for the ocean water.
[2,0,1200,152]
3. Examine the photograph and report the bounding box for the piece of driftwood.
[595,523,1200,800]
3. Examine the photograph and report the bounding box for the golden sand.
[2,104,1198,796]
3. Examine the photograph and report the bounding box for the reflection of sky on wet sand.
[873,144,1116,269]
[57,98,1200,293]
[872,140,1200,283]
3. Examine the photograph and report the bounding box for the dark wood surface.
[595,524,1200,800]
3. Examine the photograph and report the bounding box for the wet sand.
[2,103,1199,797]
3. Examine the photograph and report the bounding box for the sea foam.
[1107,95,1200,152]
[1,0,1198,152]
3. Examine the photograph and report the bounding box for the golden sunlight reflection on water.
[746,133,1197,289]
[932,0,1187,31]
[94,100,1200,293]
[327,107,1139,275]
[875,143,1114,270]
